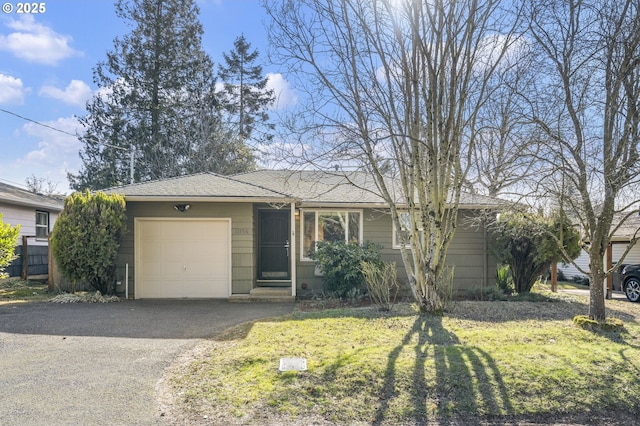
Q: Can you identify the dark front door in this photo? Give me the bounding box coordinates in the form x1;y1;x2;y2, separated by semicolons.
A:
258;210;290;280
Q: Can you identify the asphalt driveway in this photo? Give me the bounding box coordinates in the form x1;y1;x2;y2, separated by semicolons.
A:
0;300;295;425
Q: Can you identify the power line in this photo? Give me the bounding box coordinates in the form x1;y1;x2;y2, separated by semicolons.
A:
0;107;78;138
1;107;136;183
0;107;129;152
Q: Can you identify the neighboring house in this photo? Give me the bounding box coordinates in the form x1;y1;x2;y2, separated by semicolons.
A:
105;170;503;300
558;213;640;290
0;181;64;277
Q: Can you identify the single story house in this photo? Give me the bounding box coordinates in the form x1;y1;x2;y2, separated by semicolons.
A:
104;170;502;300
0;181;64;277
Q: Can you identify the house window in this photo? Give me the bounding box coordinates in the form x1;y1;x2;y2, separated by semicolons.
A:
392;211;421;249
35;211;49;239
301;210;362;260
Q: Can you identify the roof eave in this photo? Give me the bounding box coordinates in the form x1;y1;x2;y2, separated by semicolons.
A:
297;201;500;209
0;197;64;211
123;195;297;203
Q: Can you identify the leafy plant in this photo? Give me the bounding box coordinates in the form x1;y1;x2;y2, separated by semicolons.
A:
557;268;567;281
492;212;581;294
51;191;126;294
496;264;514;295
309;241;381;297
361;261;399;311
0;214;20;279
572;275;590;286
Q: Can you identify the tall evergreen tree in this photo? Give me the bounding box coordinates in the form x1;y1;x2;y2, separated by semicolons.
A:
69;0;255;190
218;35;275;143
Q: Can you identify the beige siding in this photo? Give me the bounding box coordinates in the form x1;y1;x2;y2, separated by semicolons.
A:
117;201;254;297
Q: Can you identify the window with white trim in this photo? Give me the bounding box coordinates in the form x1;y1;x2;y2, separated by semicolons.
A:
392;211;422;249
301;210;362;260
35;210;49;239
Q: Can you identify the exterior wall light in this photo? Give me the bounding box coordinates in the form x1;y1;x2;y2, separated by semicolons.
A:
174;204;191;212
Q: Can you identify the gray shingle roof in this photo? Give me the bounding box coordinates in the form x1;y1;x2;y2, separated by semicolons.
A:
103;169;505;208
0;181;64;211
234;170;505;208
103;172;292;200
233;170;388;205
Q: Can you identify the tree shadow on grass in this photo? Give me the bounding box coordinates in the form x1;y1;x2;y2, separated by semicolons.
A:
373;315;514;425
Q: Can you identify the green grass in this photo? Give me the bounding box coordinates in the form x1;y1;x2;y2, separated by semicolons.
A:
167;292;640;425
537;280;590;291
0;278;50;303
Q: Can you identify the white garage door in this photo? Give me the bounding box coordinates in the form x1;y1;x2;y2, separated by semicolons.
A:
135;218;231;298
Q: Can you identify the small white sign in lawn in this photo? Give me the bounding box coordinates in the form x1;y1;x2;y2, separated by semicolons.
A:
278;357;307;372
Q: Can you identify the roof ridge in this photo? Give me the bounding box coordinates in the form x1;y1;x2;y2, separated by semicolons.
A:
101;172;216;192
0;180;65;201
223;172;294;198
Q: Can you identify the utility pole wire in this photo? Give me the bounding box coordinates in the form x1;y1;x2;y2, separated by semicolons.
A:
0;107;77;137
0;107;129;152
1;107;136;184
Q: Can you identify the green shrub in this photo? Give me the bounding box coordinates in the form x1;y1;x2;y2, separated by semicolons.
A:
557;268;567;281
572;275;590;286
496;264;514;295
309;241;381;297
52;191;126;294
0;214;20;279
361;261;399;311
492;212;581;294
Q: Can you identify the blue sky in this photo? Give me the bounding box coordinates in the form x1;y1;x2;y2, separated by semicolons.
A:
0;0;296;193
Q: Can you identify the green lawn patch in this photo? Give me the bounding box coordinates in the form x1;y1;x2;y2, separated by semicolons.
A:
166;295;640;425
0;278;50;304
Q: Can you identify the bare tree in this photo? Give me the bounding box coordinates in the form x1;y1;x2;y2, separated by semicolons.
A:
527;0;640;320
265;0;522;312
467;58;542;197
25;174;59;197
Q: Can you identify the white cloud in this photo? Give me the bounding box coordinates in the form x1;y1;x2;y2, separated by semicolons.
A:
0;15;81;65
266;73;297;109
0;73;29;104
12;116;83;193
39;80;92;106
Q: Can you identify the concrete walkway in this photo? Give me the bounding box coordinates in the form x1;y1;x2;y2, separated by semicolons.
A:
558;288;628;300
0;300;294;425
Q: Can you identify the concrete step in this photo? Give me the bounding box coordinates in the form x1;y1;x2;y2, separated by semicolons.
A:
228;287;295;303
250;287;292;297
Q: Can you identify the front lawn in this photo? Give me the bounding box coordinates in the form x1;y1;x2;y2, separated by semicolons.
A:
0;278;50;304
164;291;640;425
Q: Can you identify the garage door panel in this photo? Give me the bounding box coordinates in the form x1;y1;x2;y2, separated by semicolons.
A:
183;242;211;259
163;223;190;240
143;261;165;278
162;244;187;260
186;262;219;277
141;244;166;261
136;219;231;299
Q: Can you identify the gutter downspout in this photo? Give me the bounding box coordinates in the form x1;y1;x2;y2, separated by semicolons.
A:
291;202;297;297
484;221;488;289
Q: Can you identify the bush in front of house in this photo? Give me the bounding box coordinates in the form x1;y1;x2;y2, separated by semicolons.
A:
0;213;20;279
361;260;399;311
51;191;126;294
310;240;382;297
492;212;581;294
